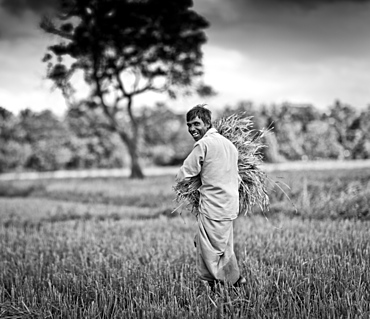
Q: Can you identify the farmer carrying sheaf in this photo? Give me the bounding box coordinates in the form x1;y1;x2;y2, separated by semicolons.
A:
176;104;247;288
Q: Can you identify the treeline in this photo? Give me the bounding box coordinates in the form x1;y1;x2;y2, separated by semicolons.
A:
0;107;126;173
221;100;370;163
0;100;369;173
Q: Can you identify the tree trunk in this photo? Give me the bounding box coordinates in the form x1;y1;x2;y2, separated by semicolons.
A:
126;139;144;179
130;152;144;179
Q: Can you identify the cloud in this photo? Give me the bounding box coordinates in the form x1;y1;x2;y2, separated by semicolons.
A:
0;0;59;40
195;0;370;28
0;0;58;15
251;0;370;10
0;10;41;40
236;0;370;11
200;45;370;109
194;0;370;64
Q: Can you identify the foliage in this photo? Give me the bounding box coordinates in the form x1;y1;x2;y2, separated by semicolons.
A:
0;108;129;172
66;105;127;168
41;0;209;178
0;140;31;173
0;107;31;172
218;100;370;162
326;100;359;156
18;109;73;171
140;103;193;165
350;105;370;159
303;121;344;160
0;100;370;173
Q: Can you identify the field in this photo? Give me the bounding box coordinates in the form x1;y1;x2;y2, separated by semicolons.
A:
1;168;370;318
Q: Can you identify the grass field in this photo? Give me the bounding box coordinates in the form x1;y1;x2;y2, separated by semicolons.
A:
1;168;370;318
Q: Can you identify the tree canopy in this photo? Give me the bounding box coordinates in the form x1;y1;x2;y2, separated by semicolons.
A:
41;0;209;178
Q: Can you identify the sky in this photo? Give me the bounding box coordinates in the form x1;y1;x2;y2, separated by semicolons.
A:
1;0;370;116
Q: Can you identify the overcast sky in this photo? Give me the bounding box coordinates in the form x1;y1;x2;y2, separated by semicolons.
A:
1;0;370;115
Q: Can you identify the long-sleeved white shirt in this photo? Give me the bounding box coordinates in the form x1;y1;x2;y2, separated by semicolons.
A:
176;128;239;221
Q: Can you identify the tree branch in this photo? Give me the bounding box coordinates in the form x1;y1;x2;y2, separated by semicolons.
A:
115;69;128;97
40;17;73;41
129;80;154;97
133;69;141;92
92;55;116;126
126;95;137;131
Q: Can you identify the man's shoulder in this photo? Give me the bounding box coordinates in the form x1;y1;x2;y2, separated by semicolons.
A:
203;131;236;150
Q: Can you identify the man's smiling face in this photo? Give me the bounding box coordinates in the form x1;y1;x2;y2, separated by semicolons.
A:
187;116;210;141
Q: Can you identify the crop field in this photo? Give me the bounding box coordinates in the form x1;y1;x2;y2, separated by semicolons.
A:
1;168;370;318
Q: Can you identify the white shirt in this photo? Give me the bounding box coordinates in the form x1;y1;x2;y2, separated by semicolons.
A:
176;128;239;221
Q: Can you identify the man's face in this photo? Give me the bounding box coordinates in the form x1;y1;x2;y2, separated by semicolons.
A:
187;116;210;141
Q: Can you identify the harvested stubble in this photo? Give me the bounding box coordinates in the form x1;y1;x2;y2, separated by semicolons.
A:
174;113;270;216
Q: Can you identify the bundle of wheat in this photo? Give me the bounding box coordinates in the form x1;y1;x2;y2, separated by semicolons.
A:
173;113;270;216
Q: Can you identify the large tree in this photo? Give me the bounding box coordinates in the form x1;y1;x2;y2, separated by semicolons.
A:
41;0;209;178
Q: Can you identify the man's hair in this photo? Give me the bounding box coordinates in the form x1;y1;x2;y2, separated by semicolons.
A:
186;104;212;127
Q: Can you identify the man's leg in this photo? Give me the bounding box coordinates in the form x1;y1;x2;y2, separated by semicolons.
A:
196;214;241;285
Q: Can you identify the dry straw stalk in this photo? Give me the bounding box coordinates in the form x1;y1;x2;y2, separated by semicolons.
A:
173;113;270;216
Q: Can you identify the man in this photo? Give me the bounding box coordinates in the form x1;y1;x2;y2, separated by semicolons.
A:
176;104;246;288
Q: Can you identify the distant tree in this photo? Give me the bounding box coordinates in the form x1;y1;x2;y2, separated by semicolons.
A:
325;100;358;158
0;107;31;172
263;103;323;161
140;103;193;165
350;105;370;159
41;0;209;178
275;121;305;160
278;103;320;132
218;102;285;163
66;103;126;168
304;121;345;160
0;106;12;121
19;109;73;171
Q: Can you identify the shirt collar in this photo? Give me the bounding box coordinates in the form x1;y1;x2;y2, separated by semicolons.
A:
204;127;217;138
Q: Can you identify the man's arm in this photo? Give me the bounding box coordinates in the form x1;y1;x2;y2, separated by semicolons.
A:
176;142;205;182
